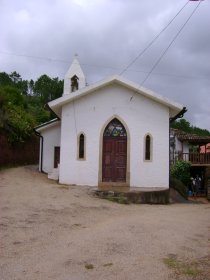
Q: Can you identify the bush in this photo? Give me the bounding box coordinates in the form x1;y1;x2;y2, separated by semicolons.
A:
170;160;191;187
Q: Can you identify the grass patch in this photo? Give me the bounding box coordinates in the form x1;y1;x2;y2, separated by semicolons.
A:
117;194;129;204
105;193;129;204
163;255;201;277
103;262;113;267
58;185;69;190
85;263;94;270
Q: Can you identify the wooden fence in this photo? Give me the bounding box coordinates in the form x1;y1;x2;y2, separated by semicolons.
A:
0;132;39;168
171;152;210;165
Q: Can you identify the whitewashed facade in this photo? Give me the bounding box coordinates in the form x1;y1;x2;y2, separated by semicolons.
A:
35;58;184;189
36;120;61;173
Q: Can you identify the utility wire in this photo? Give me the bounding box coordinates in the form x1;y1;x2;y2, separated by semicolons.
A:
1;51;208;81
140;0;202;87
120;1;190;75
0;51;70;64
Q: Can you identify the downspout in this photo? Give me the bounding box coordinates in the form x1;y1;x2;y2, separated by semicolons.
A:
33;129;45;173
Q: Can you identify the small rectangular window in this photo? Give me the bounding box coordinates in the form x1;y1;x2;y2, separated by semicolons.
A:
145;135;151;161
79;134;85;159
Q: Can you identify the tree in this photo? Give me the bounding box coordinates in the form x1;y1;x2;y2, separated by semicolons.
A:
9;71;22;83
28;79;35;95
172;119;191;133
171;118;210;136
0;86;35;142
0;72;13;87
0;71;29;95
34;75;63;103
0;71;64;143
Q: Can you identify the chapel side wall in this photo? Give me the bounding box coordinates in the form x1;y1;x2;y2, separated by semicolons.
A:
129;95;169;189
41;125;61;173
59;84;170;188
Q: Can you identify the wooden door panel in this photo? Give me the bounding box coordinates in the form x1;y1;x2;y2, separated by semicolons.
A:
104;140;113;152
103;167;113;181
115;155;126;165
104;154;111;165
115;167;126;181
102;138;114;182
102;137;127;182
115;140;127;153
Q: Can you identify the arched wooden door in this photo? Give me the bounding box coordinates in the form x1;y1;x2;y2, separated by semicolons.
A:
102;118;127;182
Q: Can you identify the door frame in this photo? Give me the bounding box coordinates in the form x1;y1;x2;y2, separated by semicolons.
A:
98;115;130;189
54;146;60;168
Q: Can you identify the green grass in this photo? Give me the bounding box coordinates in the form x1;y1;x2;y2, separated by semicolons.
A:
103;262;113;267
105;193;130;204
163;255;201;277
85;263;94;270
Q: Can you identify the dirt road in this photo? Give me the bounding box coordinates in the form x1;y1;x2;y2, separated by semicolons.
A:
0;167;210;280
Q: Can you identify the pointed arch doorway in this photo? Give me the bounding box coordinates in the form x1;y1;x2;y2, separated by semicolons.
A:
102;118;127;182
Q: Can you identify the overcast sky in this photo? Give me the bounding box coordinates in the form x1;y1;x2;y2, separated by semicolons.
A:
1;0;210;130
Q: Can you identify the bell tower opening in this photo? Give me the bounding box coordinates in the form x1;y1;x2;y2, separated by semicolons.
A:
63;55;86;95
71;75;79;92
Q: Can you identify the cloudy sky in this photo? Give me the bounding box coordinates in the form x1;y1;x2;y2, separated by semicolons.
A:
1;0;210;130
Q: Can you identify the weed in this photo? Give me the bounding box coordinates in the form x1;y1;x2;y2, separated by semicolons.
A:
163;255;201;277
103;263;113;267
85;263;94;270
105;193;129;204
58;185;69;190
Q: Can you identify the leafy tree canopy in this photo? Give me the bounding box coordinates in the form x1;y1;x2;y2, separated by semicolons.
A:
34;74;63;103
171;118;210;136
0;71;63;143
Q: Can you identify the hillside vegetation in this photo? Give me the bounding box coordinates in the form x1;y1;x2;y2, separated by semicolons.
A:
0;71;63;143
171;118;210;136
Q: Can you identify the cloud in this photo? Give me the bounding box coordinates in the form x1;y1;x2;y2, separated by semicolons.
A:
0;0;210;130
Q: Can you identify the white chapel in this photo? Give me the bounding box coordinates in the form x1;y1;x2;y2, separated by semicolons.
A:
35;57;184;190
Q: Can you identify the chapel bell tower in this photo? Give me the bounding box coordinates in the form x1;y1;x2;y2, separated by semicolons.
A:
63;55;86;95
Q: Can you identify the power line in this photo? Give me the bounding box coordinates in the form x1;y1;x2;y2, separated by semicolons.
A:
0;51;69;64
1;50;208;81
119;1;190;76
140;0;202;87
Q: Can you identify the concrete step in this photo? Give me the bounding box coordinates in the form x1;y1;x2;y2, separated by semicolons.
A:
48;168;59;180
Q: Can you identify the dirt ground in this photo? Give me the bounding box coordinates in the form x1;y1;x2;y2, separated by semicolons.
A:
0;166;210;280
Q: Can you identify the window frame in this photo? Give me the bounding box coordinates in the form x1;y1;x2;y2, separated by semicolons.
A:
144;133;153;162
77;132;86;160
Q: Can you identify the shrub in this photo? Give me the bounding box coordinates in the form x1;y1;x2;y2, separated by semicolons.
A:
170;160;191;187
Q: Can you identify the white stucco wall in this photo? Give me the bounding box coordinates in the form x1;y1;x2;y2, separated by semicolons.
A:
175;137;189;153
40;123;61;173
59;83;170;189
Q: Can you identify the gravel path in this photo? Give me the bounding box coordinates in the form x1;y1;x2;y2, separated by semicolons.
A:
0;166;210;280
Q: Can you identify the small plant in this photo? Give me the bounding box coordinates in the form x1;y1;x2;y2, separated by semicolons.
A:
85;263;94;270
117;194;129;204
103;262;113;267
170;160;191;187
106;193;129;204
163;255;201;277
